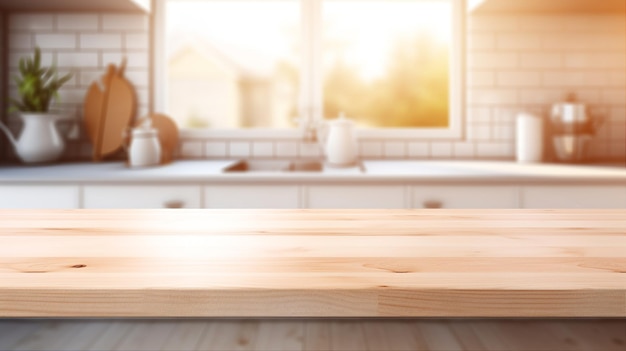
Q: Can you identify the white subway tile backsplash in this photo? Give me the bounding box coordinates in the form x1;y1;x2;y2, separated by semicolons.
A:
252;142;274;158
102;14;149;31
9;34;32;49
124;71;150;88
468;89;518;105
496;33;542;50
102;52;149;69
467;71;495;87
601;89;626;105
360;141;383;158
542;71;609;88
468;16;519;32
610;122;626;141
573;89;602;104
467;107;491;123
408;142;429;158
78;71;103;87
516;15;564;31
430;142;452;158
476;142;514;158
180;141;203;158
561;14;626;32
587;141;609;160
80;34;122;49
519;89;564;105
520;52;562;68
124;34;150;50
57;52;99;68
228;142;250;158
9;14;53;30
467;124;491;141
468;33;495;50
4;12;150;162
610;107;626;122
299;142;321;158
58;88;87;105
275;141;299;158
56;14;99;31
608;71;626;87
468;52;518;69
497;71;541;87
542;34;598;51
492;124;515;141
383;142;405;158
9;52;54;68
205;141;227;158
134;88;150;107
35;34;77;50
610;142;626;157
453;142;476;158
564;53;626;69
492;107;522;124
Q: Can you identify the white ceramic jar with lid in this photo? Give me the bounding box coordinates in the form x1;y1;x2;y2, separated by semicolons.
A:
125;122;161;168
324;113;358;167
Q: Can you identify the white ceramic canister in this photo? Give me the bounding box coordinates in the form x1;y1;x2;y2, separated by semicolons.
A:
324;114;358;167
516;112;543;163
127;127;161;167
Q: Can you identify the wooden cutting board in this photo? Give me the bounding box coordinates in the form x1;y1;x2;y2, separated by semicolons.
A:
84;60;136;161
133;113;179;164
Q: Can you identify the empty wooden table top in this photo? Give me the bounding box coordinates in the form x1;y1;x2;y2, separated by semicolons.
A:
0;209;624;317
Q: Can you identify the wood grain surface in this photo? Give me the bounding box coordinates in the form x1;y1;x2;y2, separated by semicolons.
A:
0;209;624;317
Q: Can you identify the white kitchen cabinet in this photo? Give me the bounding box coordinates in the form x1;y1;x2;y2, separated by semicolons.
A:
306;185;406;209
469;0;625;14
204;185;300;209
412;185;520;209
83;185;201;209
0;0;149;12
522;186;626;209
0;185;79;209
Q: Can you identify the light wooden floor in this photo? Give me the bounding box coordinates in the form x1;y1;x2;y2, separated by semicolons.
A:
0;319;623;351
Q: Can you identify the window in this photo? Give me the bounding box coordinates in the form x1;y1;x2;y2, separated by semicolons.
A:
155;0;463;138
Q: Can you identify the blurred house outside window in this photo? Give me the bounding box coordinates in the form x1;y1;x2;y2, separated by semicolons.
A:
163;0;458;133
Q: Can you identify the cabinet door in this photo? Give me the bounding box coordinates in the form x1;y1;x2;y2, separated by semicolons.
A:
412;185;520;209
0;185;79;209
306;185;406;209
204;185;300;208
83;185;201;208
522;186;626;208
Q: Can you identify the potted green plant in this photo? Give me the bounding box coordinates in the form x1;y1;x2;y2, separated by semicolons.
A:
0;47;73;163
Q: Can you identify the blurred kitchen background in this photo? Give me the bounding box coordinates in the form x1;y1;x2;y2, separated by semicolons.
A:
0;0;624;163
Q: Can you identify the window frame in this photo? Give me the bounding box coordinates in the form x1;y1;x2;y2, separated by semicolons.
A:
153;0;465;140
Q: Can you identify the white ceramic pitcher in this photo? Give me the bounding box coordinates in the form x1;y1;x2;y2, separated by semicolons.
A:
0;112;66;163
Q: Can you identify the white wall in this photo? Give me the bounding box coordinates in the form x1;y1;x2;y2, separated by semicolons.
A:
3;11;625;162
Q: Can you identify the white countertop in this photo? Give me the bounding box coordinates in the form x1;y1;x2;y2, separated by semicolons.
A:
0;159;625;184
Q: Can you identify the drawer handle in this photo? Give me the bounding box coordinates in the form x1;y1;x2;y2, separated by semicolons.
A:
164;200;184;209
423;200;443;209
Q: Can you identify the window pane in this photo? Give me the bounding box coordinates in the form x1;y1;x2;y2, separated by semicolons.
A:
323;0;451;128
166;1;300;128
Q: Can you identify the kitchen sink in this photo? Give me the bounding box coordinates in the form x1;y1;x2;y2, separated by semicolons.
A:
223;160;324;173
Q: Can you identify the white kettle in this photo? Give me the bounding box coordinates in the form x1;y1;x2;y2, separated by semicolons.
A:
322;113;358;167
